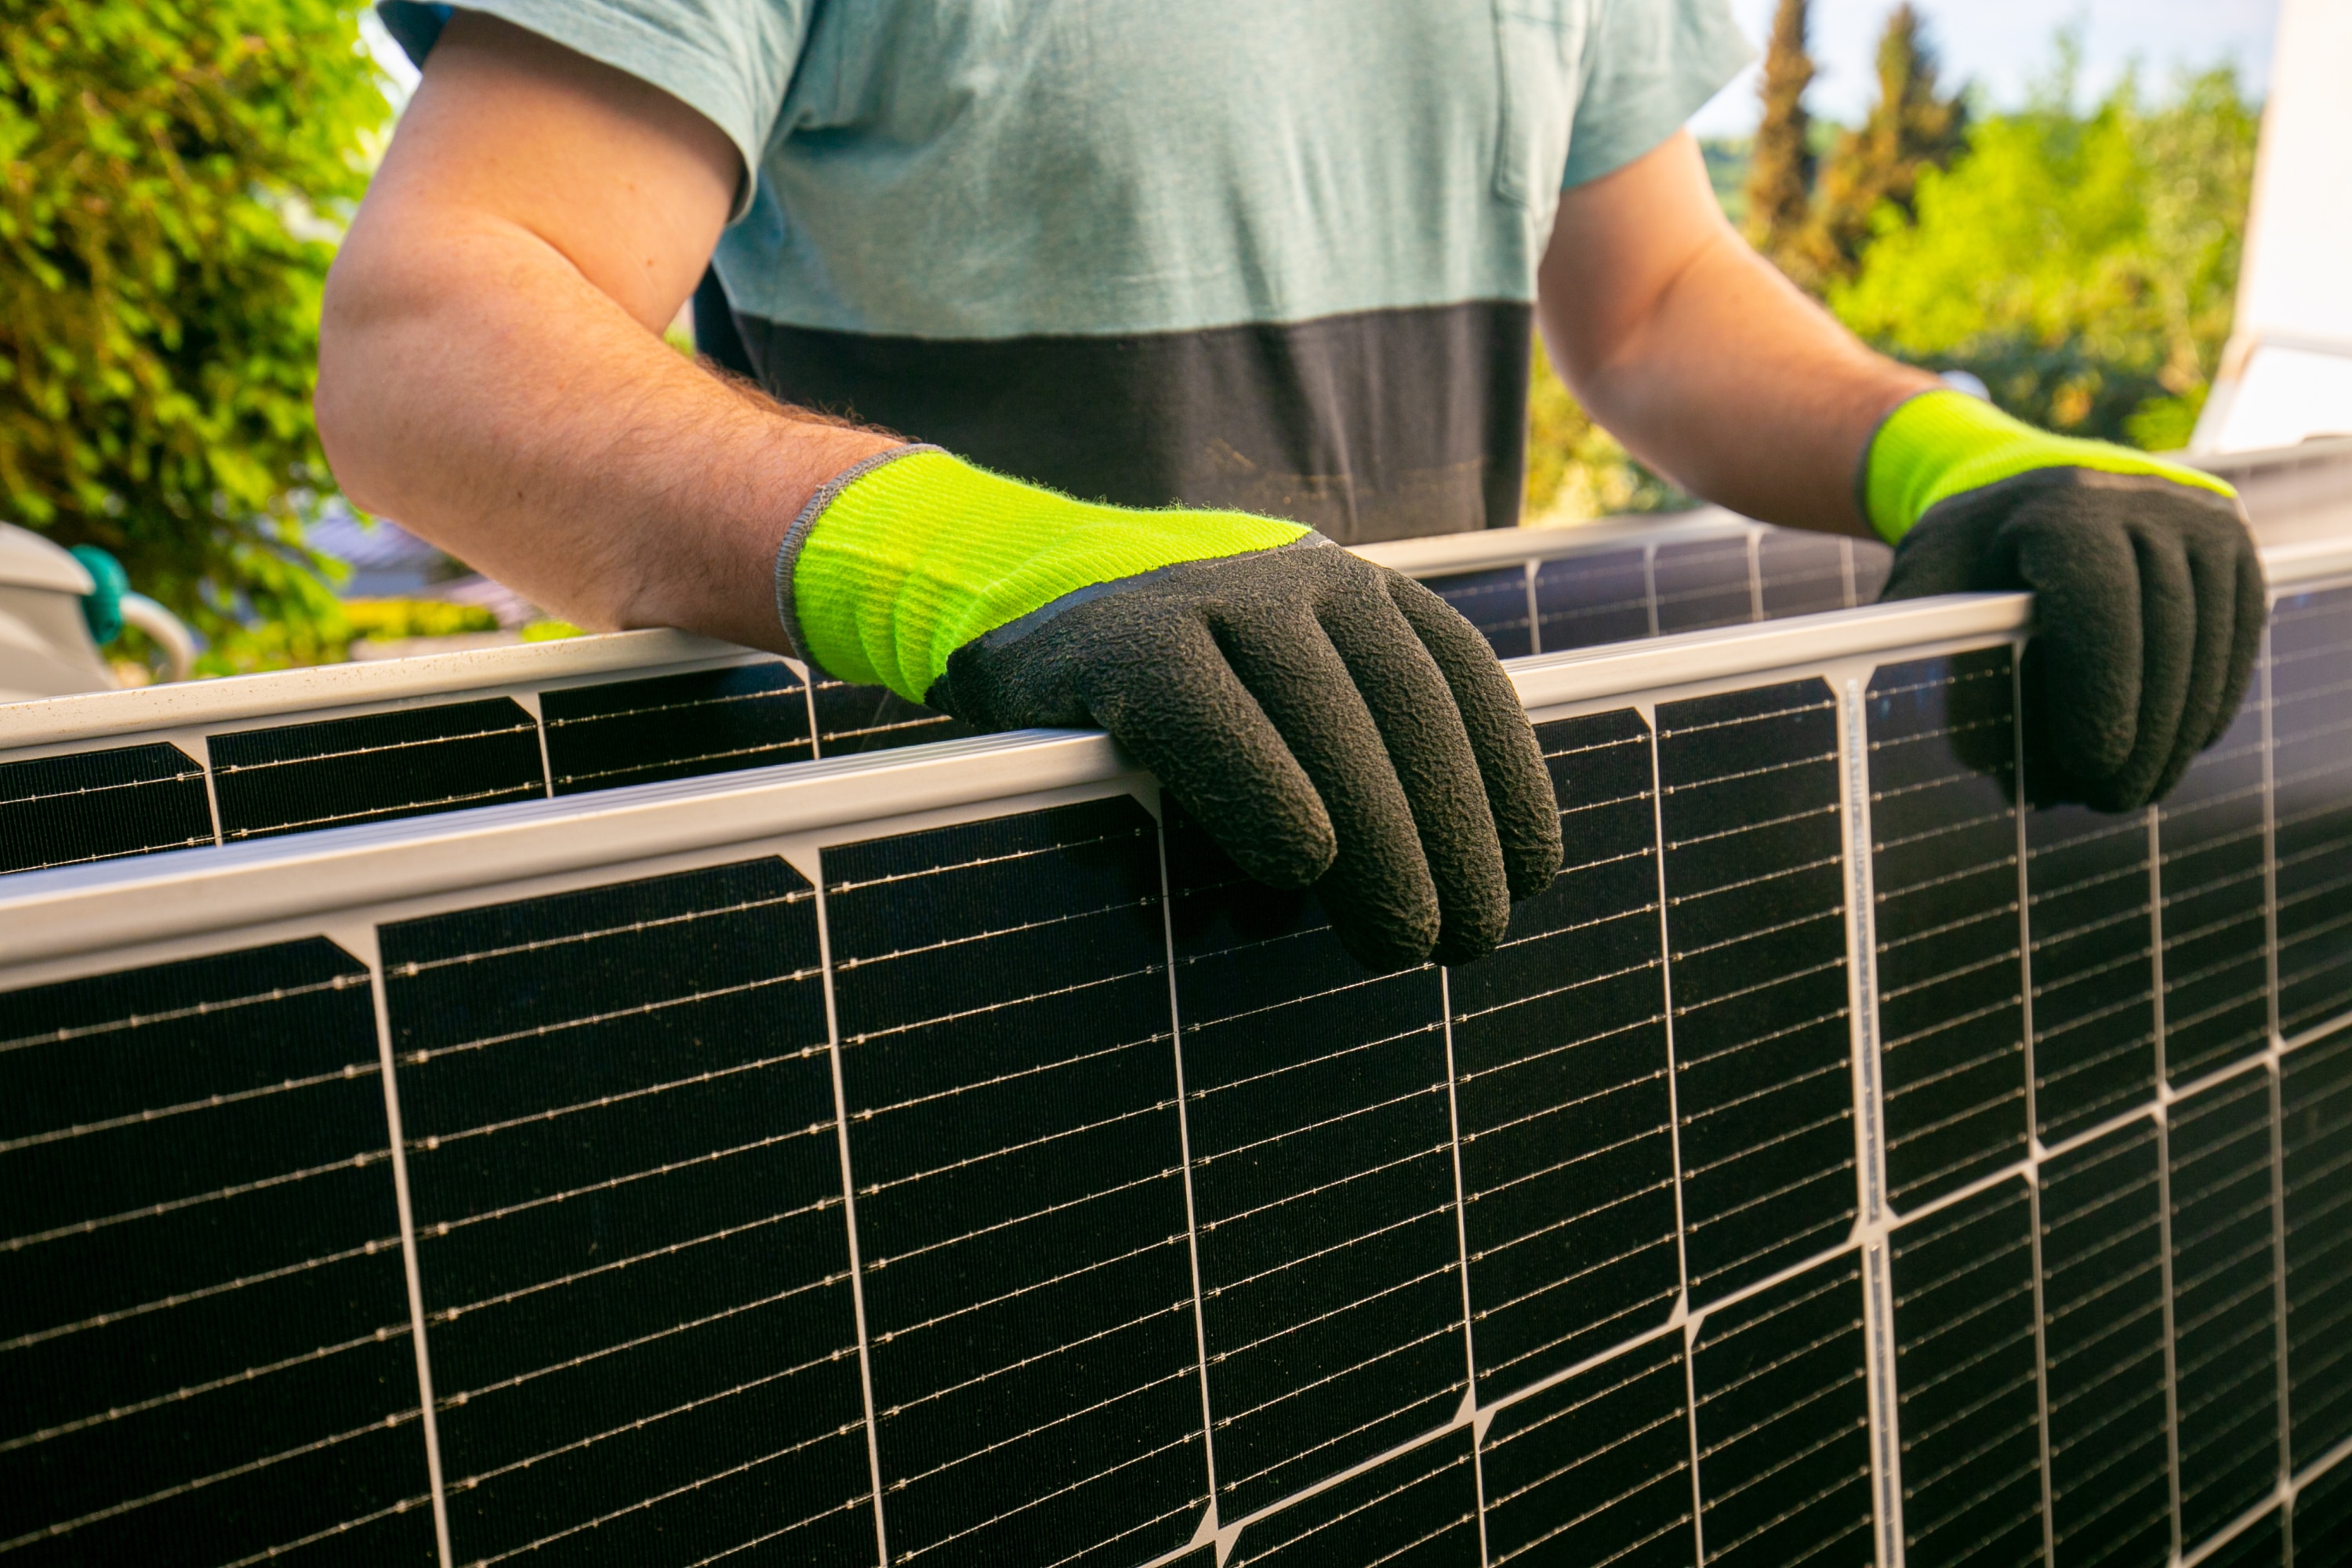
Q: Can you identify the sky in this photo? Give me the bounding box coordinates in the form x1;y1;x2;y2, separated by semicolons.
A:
1688;0;2279;136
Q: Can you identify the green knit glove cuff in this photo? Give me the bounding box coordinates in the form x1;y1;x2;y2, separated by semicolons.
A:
1862;389;2236;546
778;447;1311;703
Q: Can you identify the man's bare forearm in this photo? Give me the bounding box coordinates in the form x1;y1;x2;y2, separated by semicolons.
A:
1540;132;1938;536
315;16;895;649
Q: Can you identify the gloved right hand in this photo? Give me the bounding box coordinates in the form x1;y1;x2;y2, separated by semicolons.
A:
1867;390;2266;810
777;446;1563;969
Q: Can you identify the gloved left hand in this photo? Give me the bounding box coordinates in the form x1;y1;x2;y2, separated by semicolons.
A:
1866;390;2266;810
778;445;1563;970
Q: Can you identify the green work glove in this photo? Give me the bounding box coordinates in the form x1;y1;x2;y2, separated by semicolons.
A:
1867;390;2267;811
778;446;1563;968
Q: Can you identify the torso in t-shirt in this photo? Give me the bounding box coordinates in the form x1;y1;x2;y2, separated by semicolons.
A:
381;0;1748;543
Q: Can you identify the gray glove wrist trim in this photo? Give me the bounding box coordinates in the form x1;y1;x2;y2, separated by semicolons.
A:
771;442;944;670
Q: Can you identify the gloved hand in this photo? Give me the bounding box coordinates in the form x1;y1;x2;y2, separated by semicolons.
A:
1867;390;2266;811
778;445;1562;968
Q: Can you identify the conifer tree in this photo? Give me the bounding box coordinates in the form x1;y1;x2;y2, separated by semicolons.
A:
1803;5;1966;287
1741;0;1816;274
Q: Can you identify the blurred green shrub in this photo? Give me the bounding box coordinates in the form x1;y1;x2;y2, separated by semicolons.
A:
0;2;391;662
1831;60;2256;448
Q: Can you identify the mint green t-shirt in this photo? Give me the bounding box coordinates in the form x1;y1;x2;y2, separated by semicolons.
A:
383;0;1751;541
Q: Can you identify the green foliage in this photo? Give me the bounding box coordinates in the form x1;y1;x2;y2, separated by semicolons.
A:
0;1;392;664
1800;5;1965;289
1524;337;1685;523
1831;56;2256;446
1741;0;1816;273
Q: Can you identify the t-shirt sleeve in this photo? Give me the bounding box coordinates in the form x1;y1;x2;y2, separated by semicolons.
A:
376;1;809;217
1560;0;1755;189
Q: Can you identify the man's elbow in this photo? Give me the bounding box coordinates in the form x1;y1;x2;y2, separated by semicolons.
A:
312;245;404;517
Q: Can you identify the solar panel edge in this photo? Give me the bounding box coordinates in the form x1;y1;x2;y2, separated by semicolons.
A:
7;575;2352;1566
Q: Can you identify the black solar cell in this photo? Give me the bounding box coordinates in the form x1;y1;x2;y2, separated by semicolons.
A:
2024;799;2160;1143
0;742;214;875
2039;1119;2172;1568
1423;566;1534;660
1532;546;1653;652
1476;1330;1697;1568
1657;680;1857;1303
209;697;546;840
1652;537;1758;636
382;859;870;1566
1689;1252;1875;1568
2281;1025;2352;1472
541;660;812;792
1865;649;2031;1210
1453;710;1679;1397
824;798;1207;1566
2296;1454;2352;1566
2158;688;2275;1087
808;676;971;756
2168;1068;2285;1546
1166;809;1465;1519
2203;1507;2285;1568
1225;1425;1480;1566
1756;530;1853;621
0;940;433;1565
1887;1178;2044;1568
2272;586;2352;1040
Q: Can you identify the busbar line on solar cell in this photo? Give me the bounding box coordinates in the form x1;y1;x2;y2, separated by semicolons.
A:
547;738;810;789
0;1321;406;1452
221;779;546;839
0;1233;398;1354
395;974;820;1065
0;1058;376;1151
422;1209;819;1323
826;798;1204;1567
1864;651;2029;1212
435;1259;843;1405
0;967;366;1052
412;1052;818;1149
4;1145;393;1249
210;719;541;771
383;887;813;971
2169;1069;2285;1547
406;1126;827;1238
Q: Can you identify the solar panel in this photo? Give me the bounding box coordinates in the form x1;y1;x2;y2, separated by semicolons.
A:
2;542;2350;1568
0;940;434;1564
0;643;967;879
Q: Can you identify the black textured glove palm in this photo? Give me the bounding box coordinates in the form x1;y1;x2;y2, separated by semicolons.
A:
931;539;1563;970
779;448;1562;972
1869;392;2267;811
